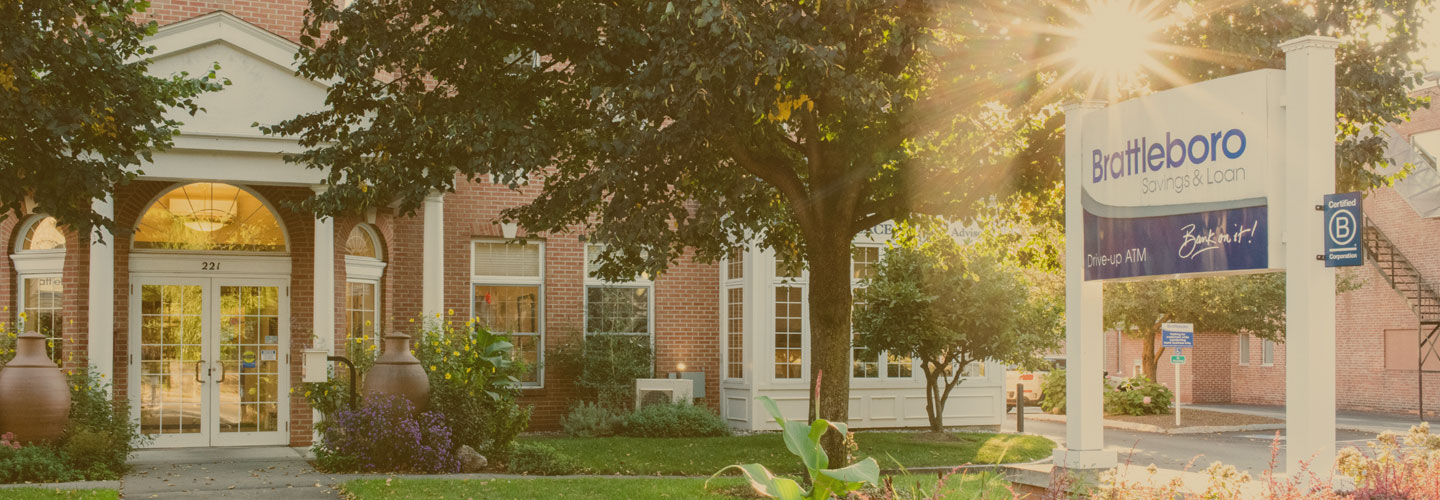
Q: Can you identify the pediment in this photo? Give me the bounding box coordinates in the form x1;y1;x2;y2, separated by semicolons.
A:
143;12;329;149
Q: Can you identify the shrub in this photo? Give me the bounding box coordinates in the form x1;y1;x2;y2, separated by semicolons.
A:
62;368;144;479
619;402;730;438
551;334;653;411
313;394;459;473
0;445;76;483
1103;375;1173;416
561;402;624;438
1040;369;1066;414
507;442;579;475
414;319;533;463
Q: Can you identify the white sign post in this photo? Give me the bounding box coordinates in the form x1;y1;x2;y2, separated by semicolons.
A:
1059;36;1339;482
1162;323;1194;427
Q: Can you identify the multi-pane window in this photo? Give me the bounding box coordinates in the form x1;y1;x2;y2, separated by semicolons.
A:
15;215;66;362
774;286;804;379
472;240;544;385
851;246;881;379
346;282;377;340
726;288;744;379
584;245;651;338
727;248;744;281
887;352;914;378
22;277;64;361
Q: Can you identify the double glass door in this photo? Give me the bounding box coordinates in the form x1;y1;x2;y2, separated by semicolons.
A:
131;277;290;447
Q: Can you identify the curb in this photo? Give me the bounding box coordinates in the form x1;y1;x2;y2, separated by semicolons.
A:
0;480;121;491
1024;412;1285;435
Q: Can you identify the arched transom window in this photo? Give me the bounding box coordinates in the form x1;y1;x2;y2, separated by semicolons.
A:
19;216;66;251
134;183;286;253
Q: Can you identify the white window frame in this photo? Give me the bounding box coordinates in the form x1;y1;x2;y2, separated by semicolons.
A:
848;244;919;383
1238;333;1251;366
772;282;807;383
344;225;386;344
582;244;654;344
11;215;66;361
722;249;746;382
1261;339;1275;366
470;239;546;388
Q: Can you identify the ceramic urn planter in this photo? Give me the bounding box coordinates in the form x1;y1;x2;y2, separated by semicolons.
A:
0;331;71;443
361;332;430;412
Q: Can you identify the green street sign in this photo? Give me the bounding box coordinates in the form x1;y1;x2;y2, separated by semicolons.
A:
1171;355;1186;364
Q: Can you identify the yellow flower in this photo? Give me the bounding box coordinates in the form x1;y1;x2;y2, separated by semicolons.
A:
448;309;455;316
305;391;312;397
17;312;26;320
445;373;452;380
429;365;437;371
409;318;415;323
452;351;460;357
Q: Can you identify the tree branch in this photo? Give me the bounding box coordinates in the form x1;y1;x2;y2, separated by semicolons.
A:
723;136;814;229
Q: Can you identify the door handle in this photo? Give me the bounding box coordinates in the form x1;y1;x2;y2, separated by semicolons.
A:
194;360;205;383
216;361;227;383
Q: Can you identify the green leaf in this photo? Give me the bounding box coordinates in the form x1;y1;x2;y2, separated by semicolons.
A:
709;464;807;500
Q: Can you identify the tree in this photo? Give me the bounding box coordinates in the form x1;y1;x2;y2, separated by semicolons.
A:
853;222;1062;432
1104;274;1285;381
1;0;223;231
269;0;1053;461
271;0;1426;462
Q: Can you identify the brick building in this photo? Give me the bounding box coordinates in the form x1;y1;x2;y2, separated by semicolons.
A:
0;3;1004;448
1103;86;1440;417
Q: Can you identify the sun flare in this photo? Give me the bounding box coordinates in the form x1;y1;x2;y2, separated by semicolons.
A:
1071;1;1159;79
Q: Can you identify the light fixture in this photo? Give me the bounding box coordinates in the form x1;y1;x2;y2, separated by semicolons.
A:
676;362;687;371
170;197;237;233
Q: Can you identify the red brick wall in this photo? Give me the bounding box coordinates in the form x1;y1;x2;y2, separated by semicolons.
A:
139;0;308;42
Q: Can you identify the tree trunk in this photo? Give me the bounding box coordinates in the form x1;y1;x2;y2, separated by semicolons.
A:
1141;327;1164;381
924;371;944;433
806;229;854;466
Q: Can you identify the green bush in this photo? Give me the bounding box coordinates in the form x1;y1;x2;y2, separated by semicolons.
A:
507;442;579;475
0;445;77;483
561;402;624;438
1040;369;1066;414
1104;375;1173;416
618;402;730;438
551;335;653;411
62;368;144;479
413;320;533;463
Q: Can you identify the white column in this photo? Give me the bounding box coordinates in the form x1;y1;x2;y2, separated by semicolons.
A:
87;195;115;386
422;192;445;320
313;186;336;354
1281;35;1340;478
1054;100;1117;470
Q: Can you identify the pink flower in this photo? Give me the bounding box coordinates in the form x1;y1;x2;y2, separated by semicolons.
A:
1143;396;1153;405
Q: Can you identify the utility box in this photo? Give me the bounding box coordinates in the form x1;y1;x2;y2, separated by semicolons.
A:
634;378;693;408
667;371;705;399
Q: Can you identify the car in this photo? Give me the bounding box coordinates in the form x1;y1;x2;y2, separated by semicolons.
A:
1006;356;1066;412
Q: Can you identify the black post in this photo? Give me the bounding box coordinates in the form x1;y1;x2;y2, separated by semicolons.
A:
328;355;359;409
1016;383;1025;433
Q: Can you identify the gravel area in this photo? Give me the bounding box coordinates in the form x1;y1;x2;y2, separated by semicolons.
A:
1106;409;1282;429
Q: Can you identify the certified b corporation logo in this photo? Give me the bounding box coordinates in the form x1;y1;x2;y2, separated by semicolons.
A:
1328;209;1356;246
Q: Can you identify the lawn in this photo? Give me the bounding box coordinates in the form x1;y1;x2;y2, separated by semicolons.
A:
519;431;1054;476
343;473;1018;499
0;490;118;500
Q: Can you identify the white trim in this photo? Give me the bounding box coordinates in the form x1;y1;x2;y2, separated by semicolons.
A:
13;215;66;253
147;12;324;89
10;252;65;275
313;202;336;354
422;193;445;318
89;195;116;383
129;253;292;278
344;255;387;282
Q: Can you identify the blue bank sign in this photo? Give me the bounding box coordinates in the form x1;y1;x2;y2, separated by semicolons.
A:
1080;70;1285;281
1323;192;1363;267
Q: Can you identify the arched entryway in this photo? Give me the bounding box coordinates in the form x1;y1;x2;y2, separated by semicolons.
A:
126;182;293;447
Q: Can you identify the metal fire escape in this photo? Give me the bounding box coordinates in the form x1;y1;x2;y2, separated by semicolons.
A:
1363;216;1440;418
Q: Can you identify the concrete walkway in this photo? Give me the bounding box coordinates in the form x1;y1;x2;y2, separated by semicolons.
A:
1186;403;1439;435
123;447;345;499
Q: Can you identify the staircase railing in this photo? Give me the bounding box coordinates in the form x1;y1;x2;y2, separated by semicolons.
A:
1363;216;1440;419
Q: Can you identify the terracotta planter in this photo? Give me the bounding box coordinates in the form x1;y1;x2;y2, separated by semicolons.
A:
0;331;71;444
361;333;430;412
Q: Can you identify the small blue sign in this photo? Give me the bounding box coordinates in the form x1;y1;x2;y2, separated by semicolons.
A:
1161;323;1194;348
1323;192;1363;268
